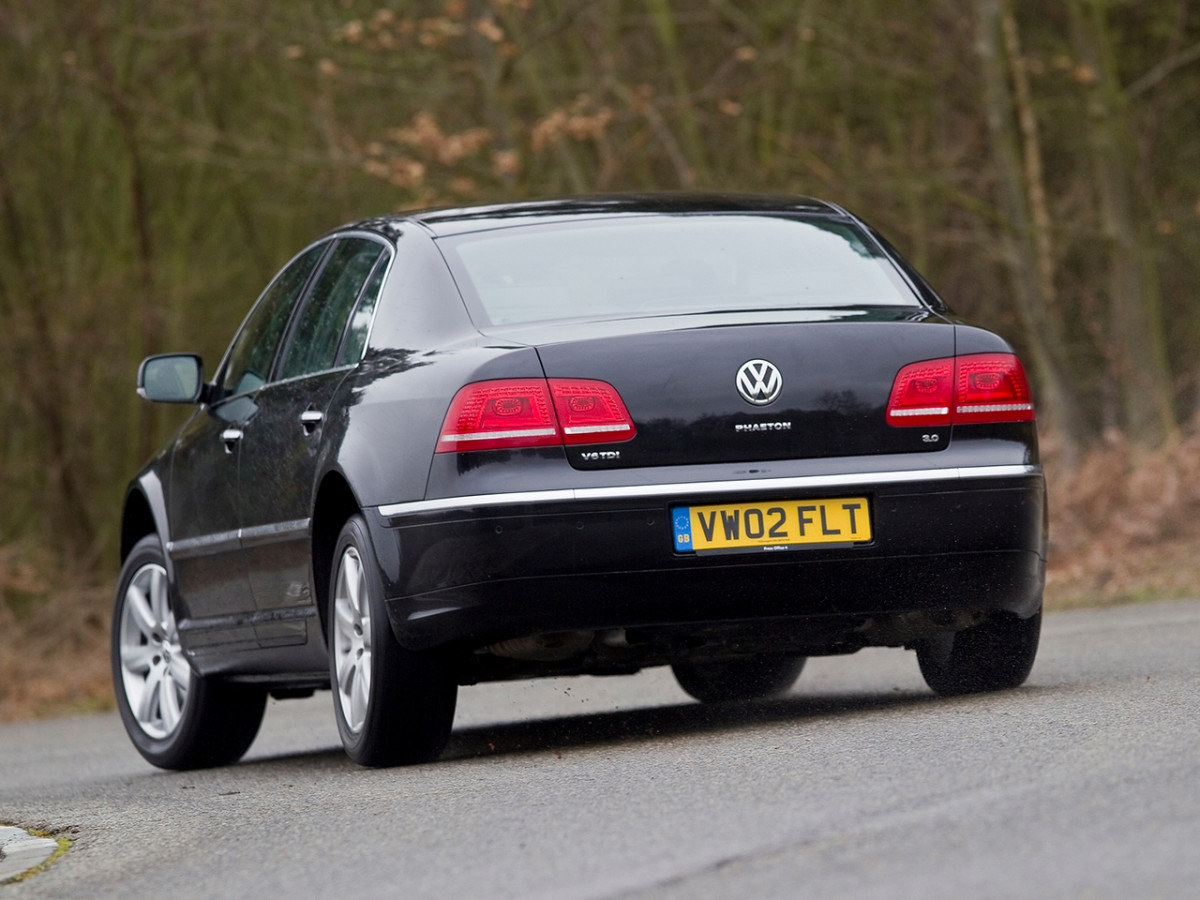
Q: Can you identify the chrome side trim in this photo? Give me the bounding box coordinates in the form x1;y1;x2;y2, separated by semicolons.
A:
178;604;318;633
168;531;241;559
168;519;310;557
377;464;1041;519
240;519;311;548
382;489;576;518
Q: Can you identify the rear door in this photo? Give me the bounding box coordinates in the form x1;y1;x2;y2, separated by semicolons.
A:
238;237;388;647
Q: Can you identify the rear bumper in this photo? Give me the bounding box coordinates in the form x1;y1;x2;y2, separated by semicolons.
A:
368;465;1046;651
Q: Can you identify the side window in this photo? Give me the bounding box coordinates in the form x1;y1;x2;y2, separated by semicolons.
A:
335;255;387;366
220;243;326;398
277;238;384;381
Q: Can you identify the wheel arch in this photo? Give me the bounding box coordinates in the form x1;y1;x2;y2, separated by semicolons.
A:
120;470;171;563
312;470;362;641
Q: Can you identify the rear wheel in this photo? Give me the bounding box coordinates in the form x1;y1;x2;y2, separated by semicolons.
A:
672;656;806;704
112;535;266;769
917;610;1041;696
329;515;457;766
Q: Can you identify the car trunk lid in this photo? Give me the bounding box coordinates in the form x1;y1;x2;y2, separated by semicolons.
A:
526;310;955;469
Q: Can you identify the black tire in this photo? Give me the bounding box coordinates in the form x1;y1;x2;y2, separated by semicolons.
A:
917;610;1041;696
328;515;457;766
112;535;266;769
672;656;806;704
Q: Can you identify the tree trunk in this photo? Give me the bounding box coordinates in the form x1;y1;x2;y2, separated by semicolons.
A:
975;0;1086;449
1067;0;1178;449
645;0;708;186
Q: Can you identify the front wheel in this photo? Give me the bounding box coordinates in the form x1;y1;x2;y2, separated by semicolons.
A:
112;535;265;769
329;515;457;766
916;610;1041;696
672;656;806;704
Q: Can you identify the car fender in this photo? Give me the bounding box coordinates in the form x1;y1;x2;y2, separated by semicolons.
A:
331;343;549;509
120;464;178;585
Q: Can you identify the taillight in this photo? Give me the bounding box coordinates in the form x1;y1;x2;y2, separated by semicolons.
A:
887;353;1034;428
953;353;1035;423
437;378;636;452
885;359;953;428
436;379;558;452
549;379;636;445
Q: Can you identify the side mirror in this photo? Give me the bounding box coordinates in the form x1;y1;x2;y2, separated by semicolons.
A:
137;354;205;404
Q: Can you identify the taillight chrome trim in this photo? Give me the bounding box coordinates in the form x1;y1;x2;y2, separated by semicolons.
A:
562;424;633;435
377;463;1042;519
889;406;949;418
437;428;559;444
956;403;1035;416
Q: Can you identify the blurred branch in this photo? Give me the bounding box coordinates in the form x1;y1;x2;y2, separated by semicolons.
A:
1126;41;1200;98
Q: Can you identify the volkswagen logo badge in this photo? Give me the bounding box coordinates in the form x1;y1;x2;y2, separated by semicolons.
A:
736;359;783;406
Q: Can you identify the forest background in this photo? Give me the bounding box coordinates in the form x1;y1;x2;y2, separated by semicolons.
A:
2;0;1199;718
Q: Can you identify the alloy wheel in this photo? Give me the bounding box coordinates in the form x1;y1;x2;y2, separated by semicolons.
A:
333;545;372;735
117;562;190;739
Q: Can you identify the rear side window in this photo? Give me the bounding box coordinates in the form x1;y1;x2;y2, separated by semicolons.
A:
335;258;387;366
277;238;384;380
439;215;920;327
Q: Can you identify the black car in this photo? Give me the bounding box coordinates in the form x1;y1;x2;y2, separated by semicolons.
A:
113;194;1046;769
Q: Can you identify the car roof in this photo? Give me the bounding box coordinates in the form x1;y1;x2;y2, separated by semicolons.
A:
348;193;848;239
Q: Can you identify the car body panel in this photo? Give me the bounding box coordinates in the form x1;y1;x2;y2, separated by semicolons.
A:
373;459;1044;650
164;399;258;650
533;318;956;468
239;368;348;647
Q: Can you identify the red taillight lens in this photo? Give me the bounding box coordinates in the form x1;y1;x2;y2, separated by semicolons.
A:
436;379;559;452
549;379;636;445
886;360;953;427
887;353;1034;428
954;353;1035;423
437;378;636;452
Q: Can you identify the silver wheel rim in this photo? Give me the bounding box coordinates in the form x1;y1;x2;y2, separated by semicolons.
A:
118;562;190;740
333;545;371;735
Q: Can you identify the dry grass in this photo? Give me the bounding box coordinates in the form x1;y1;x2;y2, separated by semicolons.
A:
2;432;1198;723
0;546;113;723
1042;430;1200;607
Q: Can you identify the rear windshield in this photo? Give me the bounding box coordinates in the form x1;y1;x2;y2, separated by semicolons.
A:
438;215;920;326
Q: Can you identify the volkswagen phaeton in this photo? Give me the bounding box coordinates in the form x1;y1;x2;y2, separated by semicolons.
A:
113;194;1046;769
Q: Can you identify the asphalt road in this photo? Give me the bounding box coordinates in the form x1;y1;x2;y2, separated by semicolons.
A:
3;599;1198;899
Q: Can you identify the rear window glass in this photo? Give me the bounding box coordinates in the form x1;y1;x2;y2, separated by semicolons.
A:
439;215;919;326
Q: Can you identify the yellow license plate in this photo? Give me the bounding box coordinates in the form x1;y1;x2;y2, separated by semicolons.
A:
672;497;871;553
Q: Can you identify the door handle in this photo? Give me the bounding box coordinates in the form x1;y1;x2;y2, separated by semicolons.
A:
220;428;243;453
300;410;324;435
